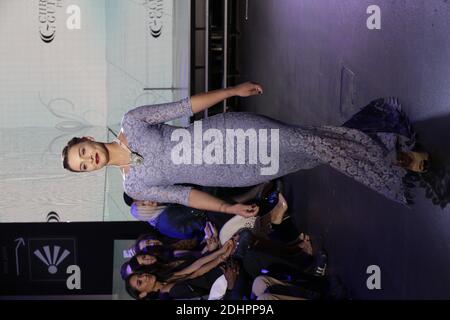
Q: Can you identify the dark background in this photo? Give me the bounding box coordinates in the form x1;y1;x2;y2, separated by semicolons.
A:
232;0;450;299
0;222;150;297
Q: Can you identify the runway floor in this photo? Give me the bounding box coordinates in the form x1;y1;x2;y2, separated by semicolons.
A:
235;0;450;299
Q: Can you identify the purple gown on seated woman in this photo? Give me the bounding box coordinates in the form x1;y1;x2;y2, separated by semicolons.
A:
121;97;415;206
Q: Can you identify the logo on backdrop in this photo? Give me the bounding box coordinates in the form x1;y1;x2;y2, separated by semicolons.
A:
28;238;76;281
33;245;71;274
27;238;81;289
38;0;63;43
146;0;163;38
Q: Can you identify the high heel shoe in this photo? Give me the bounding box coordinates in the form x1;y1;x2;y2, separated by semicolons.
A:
313;249;328;277
269;193;288;225
296;233;324;255
256;179;284;201
255;181;275;200
396;151;430;173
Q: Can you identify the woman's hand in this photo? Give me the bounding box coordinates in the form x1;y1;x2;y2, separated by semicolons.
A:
201;236;220;254
232;82;263;97
224;203;259;217
219;238;237;261
222;238;236;252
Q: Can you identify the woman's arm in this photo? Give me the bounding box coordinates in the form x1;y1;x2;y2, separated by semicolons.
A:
184;240;237;280
171;245;227;278
126;182;193;206
123;98;193;125
190;82;263;114
184;258;225;280
171;239;235;279
122;82;262;126
188;189;259;217
127;182;258;216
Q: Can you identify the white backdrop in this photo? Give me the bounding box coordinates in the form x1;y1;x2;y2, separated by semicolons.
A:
0;0;190;222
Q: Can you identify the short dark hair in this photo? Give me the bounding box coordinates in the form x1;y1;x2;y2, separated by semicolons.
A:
61;137;89;172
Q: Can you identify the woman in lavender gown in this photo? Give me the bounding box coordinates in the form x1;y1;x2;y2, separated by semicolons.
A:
61;82;425;216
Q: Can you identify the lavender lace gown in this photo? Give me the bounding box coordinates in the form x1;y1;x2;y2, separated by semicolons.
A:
121;97;414;206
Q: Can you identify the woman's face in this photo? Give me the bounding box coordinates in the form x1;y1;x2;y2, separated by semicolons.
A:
130;273;157;298
66;139;109;172
137;254;157;266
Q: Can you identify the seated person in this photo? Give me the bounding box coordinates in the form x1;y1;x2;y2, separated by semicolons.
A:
124;239;236;300
124;182;283;250
230;229;326;278
207;231;327;301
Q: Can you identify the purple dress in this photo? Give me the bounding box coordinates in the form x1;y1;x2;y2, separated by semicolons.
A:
121;97;413;206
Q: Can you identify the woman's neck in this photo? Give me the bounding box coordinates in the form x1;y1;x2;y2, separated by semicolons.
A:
156;281;173;293
105;141;130;167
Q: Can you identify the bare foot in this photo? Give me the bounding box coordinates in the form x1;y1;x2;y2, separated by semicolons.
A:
298;233;313;256
395;151;430;173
